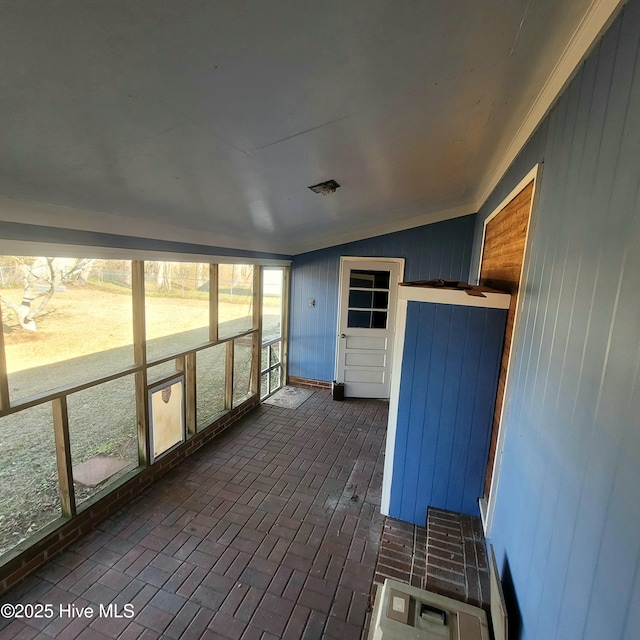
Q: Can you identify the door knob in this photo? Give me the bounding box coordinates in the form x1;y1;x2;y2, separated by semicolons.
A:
341;334;346;338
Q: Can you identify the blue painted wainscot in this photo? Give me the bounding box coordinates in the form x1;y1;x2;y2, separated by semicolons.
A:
381;284;510;525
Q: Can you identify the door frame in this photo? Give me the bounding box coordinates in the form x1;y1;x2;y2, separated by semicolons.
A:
334;256;405;398
477;163;542;535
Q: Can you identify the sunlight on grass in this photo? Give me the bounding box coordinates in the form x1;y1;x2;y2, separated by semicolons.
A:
0;406;60;556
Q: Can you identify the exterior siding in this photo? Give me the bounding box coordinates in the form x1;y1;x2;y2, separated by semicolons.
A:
289;215;476;382
472;2;640;639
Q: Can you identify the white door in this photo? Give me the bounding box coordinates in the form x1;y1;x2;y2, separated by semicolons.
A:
335;257;404;398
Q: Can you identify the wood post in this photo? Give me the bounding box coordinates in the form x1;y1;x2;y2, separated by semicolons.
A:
185;353;196;436
0;305;10;411
210;264;219;343
225;340;234;410
52;396;76;518
131;261;150;467
252;266;262;396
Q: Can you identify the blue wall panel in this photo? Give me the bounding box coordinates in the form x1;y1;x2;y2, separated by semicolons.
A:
388;301;506;524
0;221;291;262
289;215;476;381
472;2;640;638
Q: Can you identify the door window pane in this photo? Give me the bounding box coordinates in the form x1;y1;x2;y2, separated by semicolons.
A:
348;290;373;309
347;267;390;329
347;310;388;329
348;310;372;328
260;340;282;399
349;270;390;289
373;291;389;309
348;290;389;310
372;311;388;329
270;367;281;394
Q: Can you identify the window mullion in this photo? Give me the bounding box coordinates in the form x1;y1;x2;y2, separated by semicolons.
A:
52;396;76;518
184;354;196;437
210;263;218;342
132;260;150;467
225;340;234;410
252;266;262;396
0;305;9;411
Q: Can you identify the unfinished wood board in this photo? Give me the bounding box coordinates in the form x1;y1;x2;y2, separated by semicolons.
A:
480;181;534;497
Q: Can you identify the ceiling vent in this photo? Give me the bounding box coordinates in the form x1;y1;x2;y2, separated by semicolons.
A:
308;179;340;196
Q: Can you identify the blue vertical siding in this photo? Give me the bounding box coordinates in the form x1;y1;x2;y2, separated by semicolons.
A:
289;215;476;381
388;302;506;524
473;2;640;639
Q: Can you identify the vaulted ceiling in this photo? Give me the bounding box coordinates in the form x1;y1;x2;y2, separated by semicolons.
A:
0;1;623;255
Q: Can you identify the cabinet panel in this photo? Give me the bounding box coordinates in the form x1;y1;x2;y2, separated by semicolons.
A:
387;300;507;524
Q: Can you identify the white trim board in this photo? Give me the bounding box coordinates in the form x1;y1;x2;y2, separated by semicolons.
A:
380;295;408;516
398;286;510;309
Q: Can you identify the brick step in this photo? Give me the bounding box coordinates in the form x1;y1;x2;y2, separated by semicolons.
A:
425;507;490;611
371;508;490;613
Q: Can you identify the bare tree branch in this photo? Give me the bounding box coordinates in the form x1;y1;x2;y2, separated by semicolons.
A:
1;257;95;331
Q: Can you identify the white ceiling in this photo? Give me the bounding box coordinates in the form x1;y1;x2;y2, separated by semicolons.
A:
0;1;623;256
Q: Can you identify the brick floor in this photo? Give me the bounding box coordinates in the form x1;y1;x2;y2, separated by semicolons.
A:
0;390;388;640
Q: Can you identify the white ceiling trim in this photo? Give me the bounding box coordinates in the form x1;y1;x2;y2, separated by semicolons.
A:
474;0;626;211
290;202;476;255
